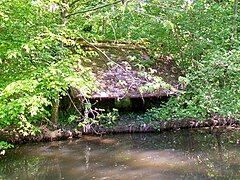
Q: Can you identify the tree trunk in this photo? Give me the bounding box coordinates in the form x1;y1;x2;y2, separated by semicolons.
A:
232;0;238;44
50;0;67;126
51;96;59;126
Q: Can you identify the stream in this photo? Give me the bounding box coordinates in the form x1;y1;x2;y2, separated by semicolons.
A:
0;129;239;180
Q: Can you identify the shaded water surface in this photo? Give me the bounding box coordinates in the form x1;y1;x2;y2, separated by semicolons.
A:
0;129;239;180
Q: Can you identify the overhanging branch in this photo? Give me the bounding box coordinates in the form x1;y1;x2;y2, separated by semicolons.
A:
69;0;81;8
66;0;122;18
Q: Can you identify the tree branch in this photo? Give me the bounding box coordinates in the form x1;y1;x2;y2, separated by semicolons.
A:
66;0;122;18
69;0;81;8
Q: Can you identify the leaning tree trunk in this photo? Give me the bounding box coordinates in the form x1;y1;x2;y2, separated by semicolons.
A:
50;0;67;126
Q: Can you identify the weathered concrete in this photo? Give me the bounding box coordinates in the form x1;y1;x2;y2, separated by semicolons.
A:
75;41;183;99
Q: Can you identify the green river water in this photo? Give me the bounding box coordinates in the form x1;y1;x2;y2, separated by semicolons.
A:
0;129;239;180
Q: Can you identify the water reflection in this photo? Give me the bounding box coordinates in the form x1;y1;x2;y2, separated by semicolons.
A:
0;129;239;180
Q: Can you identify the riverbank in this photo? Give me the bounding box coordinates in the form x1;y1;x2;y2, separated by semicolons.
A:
0;114;239;145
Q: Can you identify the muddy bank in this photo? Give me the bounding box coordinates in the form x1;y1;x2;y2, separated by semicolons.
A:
0;115;239;145
84;115;239;134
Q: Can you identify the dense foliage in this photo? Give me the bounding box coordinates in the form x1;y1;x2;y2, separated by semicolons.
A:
0;0;239;151
137;1;240;122
145;49;240;122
